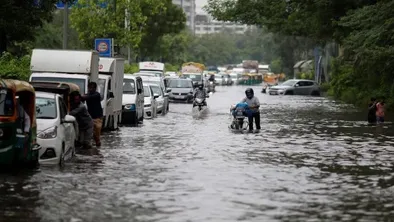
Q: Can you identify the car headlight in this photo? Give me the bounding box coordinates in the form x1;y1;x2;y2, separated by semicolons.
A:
124;104;136;111
37;126;57;139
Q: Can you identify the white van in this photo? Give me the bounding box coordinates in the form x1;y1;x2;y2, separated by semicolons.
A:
122;74;144;125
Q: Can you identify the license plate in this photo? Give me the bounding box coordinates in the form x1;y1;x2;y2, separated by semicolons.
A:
270;91;277;95
175;95;184;99
236;111;243;116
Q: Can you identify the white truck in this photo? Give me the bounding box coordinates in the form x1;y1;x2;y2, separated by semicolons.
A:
139;62;165;77
98;57;124;130
30;49;99;95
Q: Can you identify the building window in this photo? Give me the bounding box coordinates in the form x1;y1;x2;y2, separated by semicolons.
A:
204;27;211;31
214;27;221;32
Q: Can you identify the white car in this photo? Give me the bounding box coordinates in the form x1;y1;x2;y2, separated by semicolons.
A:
149;83;165;114
143;84;158;119
36;92;76;165
122;75;144;125
140;76;170;114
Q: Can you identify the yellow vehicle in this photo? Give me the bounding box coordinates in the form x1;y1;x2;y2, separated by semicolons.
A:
0;79;40;167
181;62;206;86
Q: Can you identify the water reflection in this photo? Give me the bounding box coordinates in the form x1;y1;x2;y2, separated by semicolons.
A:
1;86;394;221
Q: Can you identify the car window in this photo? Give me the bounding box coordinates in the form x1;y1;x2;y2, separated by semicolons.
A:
143;86;150;97
305;81;314;86
36;97;57;119
123;79;136;94
58;97;67;119
151;85;162;96
169;79;193;88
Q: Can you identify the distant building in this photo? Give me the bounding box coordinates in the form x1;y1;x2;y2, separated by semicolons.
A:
194;14;250;35
172;0;196;33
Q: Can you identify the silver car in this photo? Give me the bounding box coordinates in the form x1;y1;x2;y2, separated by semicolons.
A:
269;79;320;96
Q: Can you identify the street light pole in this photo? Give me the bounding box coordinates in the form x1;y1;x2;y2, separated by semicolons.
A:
62;1;69;49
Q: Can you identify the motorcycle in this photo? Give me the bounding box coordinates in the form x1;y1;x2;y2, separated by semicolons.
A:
208;81;215;93
193;97;207;111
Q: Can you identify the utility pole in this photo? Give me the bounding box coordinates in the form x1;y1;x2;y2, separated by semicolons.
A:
62;0;69;49
125;0;131;64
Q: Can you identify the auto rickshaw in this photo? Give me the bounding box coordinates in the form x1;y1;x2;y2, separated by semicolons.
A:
0;79;40;168
29;81;80;111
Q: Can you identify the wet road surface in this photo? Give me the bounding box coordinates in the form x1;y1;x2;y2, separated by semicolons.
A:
1;85;394;222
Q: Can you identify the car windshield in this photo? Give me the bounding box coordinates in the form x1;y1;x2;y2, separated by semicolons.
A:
151;85;162;96
36;97;57;119
183;74;202;81
143;86;150;97
31;77;86;93
169;79;192;88
281;80;298;86
123;79;136;94
0;88;14;116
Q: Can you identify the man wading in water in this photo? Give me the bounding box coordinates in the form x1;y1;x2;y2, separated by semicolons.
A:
368;97;377;124
82;82;103;147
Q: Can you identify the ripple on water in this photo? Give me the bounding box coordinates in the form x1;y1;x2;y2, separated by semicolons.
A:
1;86;394;221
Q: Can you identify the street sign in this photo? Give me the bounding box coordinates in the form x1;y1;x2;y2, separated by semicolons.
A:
56;0;108;9
95;38;113;57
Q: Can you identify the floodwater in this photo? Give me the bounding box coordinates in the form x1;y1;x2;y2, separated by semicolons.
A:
1;85;394;222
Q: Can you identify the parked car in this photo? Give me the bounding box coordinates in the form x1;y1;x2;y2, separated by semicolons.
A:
122;75;144;125
150;83;166;114
36;91;76;165
167;78;194;103
140;76;170;114
143;83;159;119
269;79;320;96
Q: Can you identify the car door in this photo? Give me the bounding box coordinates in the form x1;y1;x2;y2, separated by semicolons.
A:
136;78;144;118
58;97;72;153
304;81;315;95
294;81;307;95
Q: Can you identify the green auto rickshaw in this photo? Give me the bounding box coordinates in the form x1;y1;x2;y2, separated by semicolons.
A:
0;79;40;168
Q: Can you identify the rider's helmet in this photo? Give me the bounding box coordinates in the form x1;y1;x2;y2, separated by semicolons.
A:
193;82;199;88
245;88;254;99
198;83;203;90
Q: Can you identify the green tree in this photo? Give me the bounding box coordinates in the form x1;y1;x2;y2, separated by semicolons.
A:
138;0;186;60
205;0;377;43
70;0;161;50
0;0;60;54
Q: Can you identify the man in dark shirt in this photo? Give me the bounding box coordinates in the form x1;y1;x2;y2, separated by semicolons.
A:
368;97;377;124
82;82;103;147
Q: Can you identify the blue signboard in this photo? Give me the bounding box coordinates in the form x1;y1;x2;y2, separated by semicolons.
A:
95;38;113;57
56;0;108;9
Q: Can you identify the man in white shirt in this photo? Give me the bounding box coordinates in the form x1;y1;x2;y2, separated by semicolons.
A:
242;88;261;131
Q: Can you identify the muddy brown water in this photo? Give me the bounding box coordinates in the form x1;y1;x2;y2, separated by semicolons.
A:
1;85;394;222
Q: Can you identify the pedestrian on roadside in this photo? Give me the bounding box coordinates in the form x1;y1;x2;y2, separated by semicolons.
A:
368;97;377;124
69;91;93;149
82;82;103;147
376;98;385;124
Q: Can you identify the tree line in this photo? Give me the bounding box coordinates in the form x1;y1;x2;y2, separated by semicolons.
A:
0;0;318;81
206;0;394;108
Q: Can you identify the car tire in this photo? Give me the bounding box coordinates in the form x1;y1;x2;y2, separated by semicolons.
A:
311;90;320;96
285;91;294;95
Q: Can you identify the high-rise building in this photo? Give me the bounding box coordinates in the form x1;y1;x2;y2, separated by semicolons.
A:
172;0;196;33
194;14;251;35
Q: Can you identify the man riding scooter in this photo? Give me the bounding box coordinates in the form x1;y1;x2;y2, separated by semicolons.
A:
193;83;207;107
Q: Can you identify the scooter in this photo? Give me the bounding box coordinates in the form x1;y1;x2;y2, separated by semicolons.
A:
193;97;207;111
229;110;248;131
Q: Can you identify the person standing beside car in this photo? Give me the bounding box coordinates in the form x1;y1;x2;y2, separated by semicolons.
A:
81;82;103;147
69;92;93;150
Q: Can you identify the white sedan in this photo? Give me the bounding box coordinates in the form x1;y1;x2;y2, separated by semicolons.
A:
143;84;158;119
36;92;76;165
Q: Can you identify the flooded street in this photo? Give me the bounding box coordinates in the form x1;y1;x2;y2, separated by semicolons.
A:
2;85;394;222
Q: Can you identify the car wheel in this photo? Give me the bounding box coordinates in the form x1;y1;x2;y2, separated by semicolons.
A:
285;91;294;95
311;90;320;96
59;143;65;167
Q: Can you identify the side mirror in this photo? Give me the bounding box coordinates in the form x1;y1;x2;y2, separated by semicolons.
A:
166;88;172;93
63;114;76;123
153;94;159;99
109;91;115;98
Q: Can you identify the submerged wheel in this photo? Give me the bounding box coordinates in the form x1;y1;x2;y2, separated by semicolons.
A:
285;90;294;95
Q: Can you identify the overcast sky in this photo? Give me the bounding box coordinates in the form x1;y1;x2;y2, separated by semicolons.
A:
196;0;207;14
